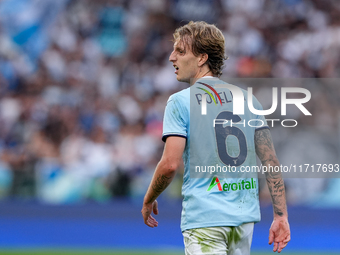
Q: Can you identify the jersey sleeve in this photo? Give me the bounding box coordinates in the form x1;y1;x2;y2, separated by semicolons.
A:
162;95;188;142
252;95;269;131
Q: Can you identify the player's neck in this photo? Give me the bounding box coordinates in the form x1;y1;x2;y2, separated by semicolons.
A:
190;69;214;85
200;69;213;78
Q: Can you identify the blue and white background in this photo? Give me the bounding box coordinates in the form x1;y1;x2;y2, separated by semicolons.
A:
0;0;340;253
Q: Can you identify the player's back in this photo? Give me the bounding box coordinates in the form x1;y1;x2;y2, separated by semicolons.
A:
163;77;267;231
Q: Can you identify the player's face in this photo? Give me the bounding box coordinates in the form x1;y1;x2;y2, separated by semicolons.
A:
169;38;202;83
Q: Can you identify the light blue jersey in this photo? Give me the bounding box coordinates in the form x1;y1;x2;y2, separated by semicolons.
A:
162;77;269;232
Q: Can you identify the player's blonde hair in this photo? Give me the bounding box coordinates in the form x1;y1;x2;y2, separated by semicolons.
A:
173;21;227;77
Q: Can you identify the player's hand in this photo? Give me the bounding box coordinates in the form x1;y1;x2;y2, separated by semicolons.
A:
141;200;159;228
269;216;290;253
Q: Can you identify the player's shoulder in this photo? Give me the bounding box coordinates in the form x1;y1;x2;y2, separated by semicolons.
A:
203;78;248;95
217;80;263;110
167;87;190;105
243;88;263;110
218;80;248;96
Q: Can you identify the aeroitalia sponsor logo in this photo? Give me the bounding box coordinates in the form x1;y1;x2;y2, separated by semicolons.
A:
207;177;256;192
207;177;223;191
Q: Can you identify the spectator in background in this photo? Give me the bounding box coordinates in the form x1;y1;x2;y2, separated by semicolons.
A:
0;0;339;205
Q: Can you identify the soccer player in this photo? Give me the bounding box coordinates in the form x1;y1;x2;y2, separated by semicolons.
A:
141;21;290;255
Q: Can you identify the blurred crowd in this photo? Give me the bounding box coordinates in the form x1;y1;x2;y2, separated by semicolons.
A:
0;0;339;205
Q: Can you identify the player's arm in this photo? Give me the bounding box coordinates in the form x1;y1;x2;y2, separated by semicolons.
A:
255;128;287;218
255;128;290;253
142;136;186;228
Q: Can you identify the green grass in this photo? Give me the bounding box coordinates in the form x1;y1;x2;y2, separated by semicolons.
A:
0;250;339;255
0;251;183;255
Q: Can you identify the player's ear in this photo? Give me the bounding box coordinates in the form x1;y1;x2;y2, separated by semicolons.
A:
198;53;208;67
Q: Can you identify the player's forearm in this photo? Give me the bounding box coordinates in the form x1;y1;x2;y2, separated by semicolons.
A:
261;153;288;218
265;168;288;218
143;160;177;205
255;129;288;218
